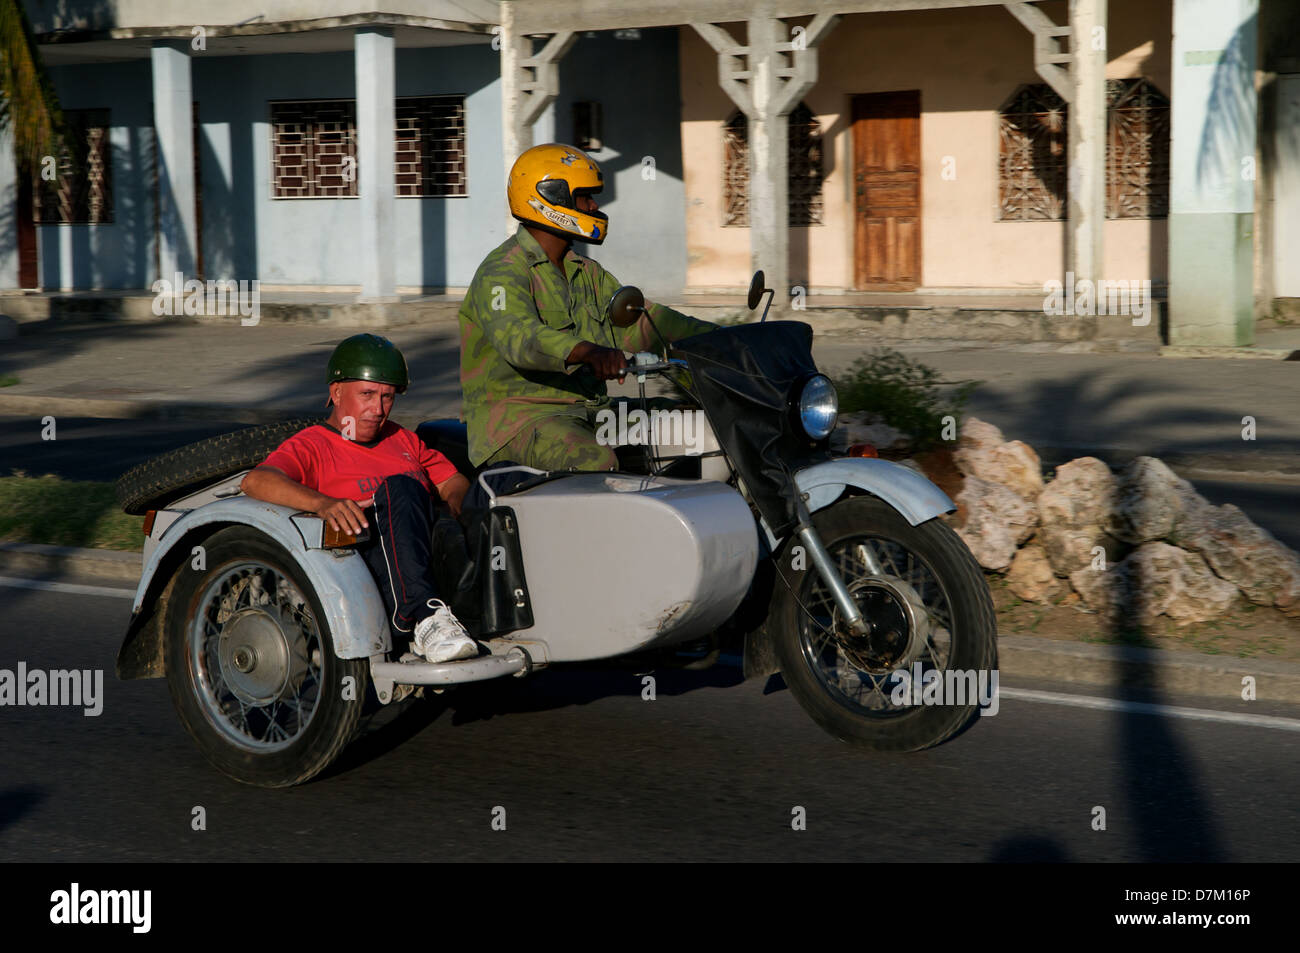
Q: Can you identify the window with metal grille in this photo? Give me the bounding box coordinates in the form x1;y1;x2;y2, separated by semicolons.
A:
1106;78;1170;219
271;99;358;198
35;108;113;224
722;101;825;226
394;95;467;197
998;78;1170;221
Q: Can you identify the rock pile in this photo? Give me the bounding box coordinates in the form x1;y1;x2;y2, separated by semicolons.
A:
943;418;1300;625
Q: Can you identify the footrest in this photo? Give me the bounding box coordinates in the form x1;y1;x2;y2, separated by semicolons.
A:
371;647;529;686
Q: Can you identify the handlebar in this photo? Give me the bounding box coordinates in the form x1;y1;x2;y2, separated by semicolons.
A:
620;356;690;379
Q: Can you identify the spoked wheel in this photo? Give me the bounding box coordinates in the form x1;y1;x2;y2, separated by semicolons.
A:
165;527;367;787
771;496;997;751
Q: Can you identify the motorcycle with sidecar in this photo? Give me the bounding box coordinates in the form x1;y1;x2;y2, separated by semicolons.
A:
114;271;996;787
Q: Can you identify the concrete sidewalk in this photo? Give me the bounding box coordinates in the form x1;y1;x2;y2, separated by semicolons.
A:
0;312;1297;477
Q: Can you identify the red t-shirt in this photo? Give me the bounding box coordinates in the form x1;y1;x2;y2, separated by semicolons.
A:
261;422;458;503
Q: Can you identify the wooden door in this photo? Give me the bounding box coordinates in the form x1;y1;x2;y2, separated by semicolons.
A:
16;167;37;288
852;90;921;290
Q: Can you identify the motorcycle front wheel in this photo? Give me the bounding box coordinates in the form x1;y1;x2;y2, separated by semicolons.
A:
771;495;997;751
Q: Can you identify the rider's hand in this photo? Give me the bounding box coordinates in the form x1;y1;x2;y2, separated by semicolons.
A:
315;496;369;535
567;341;628;381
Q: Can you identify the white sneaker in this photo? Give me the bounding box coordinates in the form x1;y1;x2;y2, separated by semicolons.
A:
412;599;478;663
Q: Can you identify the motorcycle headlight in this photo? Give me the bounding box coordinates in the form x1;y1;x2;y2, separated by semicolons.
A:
798;375;838;440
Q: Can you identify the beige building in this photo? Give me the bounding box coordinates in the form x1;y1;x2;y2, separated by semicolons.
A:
8;0;1293;347
678;0;1173;294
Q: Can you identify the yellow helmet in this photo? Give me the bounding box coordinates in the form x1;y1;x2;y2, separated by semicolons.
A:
507;143;608;244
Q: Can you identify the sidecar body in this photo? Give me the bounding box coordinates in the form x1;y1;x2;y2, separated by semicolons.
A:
119;461;761;698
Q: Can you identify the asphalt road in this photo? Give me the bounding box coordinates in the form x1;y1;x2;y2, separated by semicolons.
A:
1;576;1298;862
3;415;1297;551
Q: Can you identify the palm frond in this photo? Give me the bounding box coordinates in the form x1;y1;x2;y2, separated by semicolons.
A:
0;0;67;172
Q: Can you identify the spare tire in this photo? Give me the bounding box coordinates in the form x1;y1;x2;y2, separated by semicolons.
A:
115;417;324;515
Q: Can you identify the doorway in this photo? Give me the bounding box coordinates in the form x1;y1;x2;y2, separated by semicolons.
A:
851;90;921;290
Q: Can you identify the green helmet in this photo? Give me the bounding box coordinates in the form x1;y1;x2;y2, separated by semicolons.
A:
326;333;409;394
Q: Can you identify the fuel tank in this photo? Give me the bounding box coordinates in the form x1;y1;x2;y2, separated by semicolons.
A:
502;473;760;661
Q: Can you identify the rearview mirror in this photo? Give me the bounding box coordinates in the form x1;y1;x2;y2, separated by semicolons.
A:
747;271;767;311
606;285;646;328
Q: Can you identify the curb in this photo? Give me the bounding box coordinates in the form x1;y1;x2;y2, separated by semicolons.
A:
1161;344;1300;361
996;635;1300;705
2;543;1298;704
0;394;310;425
1032;445;1300;483
0;542;142;583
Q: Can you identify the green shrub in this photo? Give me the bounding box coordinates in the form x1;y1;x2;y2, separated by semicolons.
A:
833;347;979;450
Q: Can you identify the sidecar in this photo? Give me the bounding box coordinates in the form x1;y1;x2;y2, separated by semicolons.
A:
115;426;760;788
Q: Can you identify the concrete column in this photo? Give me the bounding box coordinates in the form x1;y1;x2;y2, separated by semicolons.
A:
1067;0;1106;288
1272;74;1300;298
500;3;529;235
151;40;197;281
498;14;574;237
749;16;789;312
355;27;397;302
0;127;17;289
1169;0;1259;346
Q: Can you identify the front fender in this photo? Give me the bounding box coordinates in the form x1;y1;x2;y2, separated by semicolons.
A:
125;497;388;675
740;458;955;681
794;458;955;526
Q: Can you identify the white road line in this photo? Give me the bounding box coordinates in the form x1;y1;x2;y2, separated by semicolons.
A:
0;575;135;600
1000;686;1300;732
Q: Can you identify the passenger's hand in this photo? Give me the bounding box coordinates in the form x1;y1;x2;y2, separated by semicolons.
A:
316;497;369;535
436;474;470;520
568;342;628;381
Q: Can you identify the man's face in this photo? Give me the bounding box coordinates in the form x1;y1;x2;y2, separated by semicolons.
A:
328;380;397;442
575;193;599;215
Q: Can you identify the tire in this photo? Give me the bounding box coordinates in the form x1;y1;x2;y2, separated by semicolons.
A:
771;495;997;752
164;526;367;787
115;417;324;515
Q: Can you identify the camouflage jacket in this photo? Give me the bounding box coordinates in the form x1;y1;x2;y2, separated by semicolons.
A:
458;224;717;465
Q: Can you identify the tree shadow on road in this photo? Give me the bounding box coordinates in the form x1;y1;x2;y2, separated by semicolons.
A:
0;786;47;835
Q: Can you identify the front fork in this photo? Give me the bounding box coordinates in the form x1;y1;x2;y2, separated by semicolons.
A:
792;496;877;637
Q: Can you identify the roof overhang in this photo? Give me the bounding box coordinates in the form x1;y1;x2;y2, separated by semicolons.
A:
510;0;1008;34
36;12;496;65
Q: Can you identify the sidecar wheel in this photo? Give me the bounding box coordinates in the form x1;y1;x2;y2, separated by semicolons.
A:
771;496;997;751
165;527;367;787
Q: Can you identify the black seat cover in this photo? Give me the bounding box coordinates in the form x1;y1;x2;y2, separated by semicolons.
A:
415;419;475;478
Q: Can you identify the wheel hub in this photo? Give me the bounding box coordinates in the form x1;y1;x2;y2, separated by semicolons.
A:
832;576;932;675
218;609;296;705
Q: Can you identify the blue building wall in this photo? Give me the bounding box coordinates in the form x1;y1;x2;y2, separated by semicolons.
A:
37;60;157;291
23;28;686;294
549;27;687;299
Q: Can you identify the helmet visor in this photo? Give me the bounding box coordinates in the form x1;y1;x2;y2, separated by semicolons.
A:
536;178;573;208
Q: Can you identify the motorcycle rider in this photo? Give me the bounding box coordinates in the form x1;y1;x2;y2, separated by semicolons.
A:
458;142;717;471
240;334;479;664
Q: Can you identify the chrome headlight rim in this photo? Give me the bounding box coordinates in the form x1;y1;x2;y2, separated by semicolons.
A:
797;374;839;441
